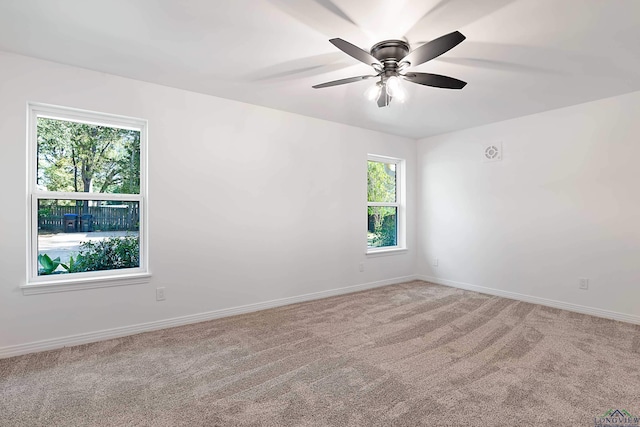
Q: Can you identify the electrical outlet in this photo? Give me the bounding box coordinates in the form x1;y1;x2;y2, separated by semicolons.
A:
156;287;166;301
433;258;439;267
358;262;364;272
578;278;589;290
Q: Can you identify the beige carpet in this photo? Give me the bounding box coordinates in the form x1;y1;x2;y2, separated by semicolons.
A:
2;281;640;426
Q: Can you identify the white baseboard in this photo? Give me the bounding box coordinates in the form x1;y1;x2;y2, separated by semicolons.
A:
0;275;418;359
418;275;640;325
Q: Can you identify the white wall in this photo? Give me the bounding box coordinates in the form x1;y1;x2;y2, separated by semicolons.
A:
0;52;416;353
416;90;640;319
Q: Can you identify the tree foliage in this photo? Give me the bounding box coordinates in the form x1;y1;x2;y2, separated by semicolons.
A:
37;118;140;195
367;161;396;204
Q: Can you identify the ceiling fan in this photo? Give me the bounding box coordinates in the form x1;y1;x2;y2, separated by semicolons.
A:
312;31;467;107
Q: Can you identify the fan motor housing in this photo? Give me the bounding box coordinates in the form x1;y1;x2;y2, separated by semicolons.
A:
370;40;410;62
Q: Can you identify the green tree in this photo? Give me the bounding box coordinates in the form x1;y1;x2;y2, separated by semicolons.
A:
367;161;396;204
37;118;140;196
113;136;140;195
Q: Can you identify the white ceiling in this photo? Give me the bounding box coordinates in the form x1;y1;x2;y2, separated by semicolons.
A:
1;0;639;138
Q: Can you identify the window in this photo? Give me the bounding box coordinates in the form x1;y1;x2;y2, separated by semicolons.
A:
367;155;405;253
24;103;149;294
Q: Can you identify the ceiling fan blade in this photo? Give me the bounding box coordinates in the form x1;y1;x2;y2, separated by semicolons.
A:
403;72;467;89
313;0;358;27
401;31;465;67
330;38;381;67
377;85;391;107
312;75;376;89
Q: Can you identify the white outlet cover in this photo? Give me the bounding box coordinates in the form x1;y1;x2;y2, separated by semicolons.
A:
578;278;589;290
482;142;502;162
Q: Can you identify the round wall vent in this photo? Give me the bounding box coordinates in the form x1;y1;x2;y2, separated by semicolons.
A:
482;143;502;162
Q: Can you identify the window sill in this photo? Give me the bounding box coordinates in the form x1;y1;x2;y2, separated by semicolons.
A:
366;247;408;257
21;272;152;295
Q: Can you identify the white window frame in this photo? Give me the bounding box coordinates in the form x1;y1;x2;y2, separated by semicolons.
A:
366;154;406;255
22;103;150;295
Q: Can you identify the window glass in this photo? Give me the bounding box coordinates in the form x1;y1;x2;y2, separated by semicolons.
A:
367;206;397;248
37;117;140;194
37;199;140;275
367;161;396;203
367;158;401;250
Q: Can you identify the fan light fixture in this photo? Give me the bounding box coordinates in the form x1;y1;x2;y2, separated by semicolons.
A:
365;83;382;101
385;76;406;102
385;76;401;96
364;76;406;105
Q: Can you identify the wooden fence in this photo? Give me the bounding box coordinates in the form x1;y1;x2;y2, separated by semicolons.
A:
39;204;139;233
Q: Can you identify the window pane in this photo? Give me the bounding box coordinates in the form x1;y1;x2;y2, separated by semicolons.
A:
37;199;140;275
367;161;396;203
37;117;140;194
367;206;397;248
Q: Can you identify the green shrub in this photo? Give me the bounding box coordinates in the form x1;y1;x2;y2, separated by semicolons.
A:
71;235;140;273
367;209;397;247
379;215;397;246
